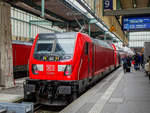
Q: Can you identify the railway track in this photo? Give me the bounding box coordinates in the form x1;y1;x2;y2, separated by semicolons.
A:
34;103;64;113
34;104;44;112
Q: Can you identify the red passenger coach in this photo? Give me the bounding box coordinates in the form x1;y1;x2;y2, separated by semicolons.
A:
24;32;117;105
12;41;32;72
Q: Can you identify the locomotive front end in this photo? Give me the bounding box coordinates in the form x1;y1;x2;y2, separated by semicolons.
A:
24;33;79;105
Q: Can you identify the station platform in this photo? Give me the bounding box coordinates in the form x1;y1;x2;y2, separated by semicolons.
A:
0;77;26;102
60;67;150;113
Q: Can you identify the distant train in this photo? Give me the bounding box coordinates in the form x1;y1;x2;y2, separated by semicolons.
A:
12;40;32;73
24;32;120;105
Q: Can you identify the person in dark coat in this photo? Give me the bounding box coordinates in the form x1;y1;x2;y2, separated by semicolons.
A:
126;56;132;72
138;53;141;69
140;53;144;69
122;56;128;72
134;53;139;70
147;56;150;82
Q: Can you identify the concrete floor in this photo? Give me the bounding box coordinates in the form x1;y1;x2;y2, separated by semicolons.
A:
60;67;123;113
60;67;150;113
0;77;26;102
102;70;150;113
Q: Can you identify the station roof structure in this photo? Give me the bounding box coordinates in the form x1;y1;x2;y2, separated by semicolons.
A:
7;0;118;41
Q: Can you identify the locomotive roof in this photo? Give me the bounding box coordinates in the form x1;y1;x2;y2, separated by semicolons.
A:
38;32;77;39
38;32;113;49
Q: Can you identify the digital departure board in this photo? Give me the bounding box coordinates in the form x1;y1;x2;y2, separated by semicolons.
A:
122;16;150;31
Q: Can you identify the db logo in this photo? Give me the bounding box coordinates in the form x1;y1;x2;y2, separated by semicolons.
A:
46;65;55;71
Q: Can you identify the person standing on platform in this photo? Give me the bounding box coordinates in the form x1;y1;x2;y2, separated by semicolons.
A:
126;55;132;72
137;53;141;70
141;53;144;69
145;56;150;82
148;56;150;82
122;56;128;73
134;53;139;70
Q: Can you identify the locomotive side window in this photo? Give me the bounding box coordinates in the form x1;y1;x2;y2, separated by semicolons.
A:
85;42;89;55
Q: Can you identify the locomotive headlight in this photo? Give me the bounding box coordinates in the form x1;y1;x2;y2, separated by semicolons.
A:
58;65;66;72
64;65;72;76
32;64;43;74
36;64;43;71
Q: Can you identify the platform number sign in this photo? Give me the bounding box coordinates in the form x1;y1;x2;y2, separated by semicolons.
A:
104;0;113;10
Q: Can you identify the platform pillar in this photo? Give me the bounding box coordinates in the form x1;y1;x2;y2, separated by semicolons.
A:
0;1;14;88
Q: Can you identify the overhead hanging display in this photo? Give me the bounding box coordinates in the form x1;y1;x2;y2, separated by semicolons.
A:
123;16;150;31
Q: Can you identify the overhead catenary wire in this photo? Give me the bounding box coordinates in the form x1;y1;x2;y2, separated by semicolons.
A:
65;0;87;33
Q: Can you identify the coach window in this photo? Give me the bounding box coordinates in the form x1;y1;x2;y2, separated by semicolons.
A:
85;42;89;55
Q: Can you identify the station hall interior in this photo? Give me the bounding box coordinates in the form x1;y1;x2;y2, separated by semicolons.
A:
0;0;150;113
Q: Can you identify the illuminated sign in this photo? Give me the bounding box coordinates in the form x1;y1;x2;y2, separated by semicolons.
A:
123;16;150;31
104;0;113;10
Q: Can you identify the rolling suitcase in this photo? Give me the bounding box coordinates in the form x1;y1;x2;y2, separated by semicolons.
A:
126;67;130;72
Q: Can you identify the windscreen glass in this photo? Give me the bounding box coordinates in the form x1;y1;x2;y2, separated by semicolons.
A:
36;40;54;53
55;39;75;54
33;34;76;61
34;39;75;55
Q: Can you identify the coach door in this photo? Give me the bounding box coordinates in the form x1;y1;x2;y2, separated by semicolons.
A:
88;42;93;77
92;43;95;75
80;42;93;79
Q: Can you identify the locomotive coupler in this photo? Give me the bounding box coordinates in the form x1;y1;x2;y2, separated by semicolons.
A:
47;86;53;103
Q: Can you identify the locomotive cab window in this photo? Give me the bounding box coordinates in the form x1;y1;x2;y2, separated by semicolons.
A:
36;40;54;53
33;34;76;61
85;42;89;55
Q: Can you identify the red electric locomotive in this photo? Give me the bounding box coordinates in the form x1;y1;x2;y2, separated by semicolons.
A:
24;32;117;105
